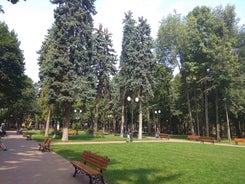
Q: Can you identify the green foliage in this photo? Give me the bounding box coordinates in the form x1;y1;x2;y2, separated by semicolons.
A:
156;5;244;136
0;22;25;106
71;123;80;130
120;12;156;97
0;22;38;125
38;0;97;141
92;24;117;134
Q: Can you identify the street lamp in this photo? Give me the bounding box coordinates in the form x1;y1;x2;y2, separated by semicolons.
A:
74;109;82;122
107;114;113;134
127;96;139;131
155;110;161;133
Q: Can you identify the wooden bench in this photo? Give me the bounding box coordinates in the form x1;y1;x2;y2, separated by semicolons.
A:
200;136;215;144
187;135;201;141
234;138;245;144
71;151;110;184
68;129;76;135
38;138;52;152
159;133;170;140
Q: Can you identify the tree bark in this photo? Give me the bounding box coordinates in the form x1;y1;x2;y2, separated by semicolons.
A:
93;94;100;136
225;102;231;142
44;106;51;137
147;108;151;134
215;90;221;142
120;88;126;138
186;91;195;135
204;81;209;137
61;102;71;141
138;97;143;139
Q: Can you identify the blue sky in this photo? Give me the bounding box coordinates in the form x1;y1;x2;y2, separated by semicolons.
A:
1;0;244;82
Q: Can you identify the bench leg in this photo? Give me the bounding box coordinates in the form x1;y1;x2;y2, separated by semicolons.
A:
72;167;78;177
101;176;105;184
89;176;92;184
89;175;104;184
38;144;42;151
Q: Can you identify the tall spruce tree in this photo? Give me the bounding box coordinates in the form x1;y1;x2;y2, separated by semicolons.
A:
119;12;155;139
133;16;155;139
119;11;137;137
41;0;96;141
93;24;117;136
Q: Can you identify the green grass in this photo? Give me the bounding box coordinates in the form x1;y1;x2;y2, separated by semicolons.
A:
31;130;152;142
51;142;245;184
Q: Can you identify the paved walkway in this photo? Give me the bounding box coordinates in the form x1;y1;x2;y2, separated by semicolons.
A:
0;131;89;184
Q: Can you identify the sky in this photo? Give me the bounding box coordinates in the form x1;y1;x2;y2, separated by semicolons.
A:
0;0;245;83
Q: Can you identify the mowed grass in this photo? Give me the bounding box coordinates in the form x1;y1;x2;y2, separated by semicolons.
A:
51;142;245;184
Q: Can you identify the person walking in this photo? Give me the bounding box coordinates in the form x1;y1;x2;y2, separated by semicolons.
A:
0;137;7;151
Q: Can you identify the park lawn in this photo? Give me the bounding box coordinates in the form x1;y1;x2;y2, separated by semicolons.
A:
51;142;245;184
31;130;153;142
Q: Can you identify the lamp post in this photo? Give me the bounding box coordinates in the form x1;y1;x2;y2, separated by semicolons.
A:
74;109;82;134
127;96;131;132
74;109;82;122
107;114;113;134
155;110;161;133
127;96;139;131
205;68;210;137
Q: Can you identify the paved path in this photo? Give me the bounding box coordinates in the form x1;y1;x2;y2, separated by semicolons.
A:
0;131;89;184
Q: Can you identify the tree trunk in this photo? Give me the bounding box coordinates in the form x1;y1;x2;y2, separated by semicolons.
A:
120;89;126;138
194;87;199;135
204;81;209;137
52;120;58;139
182;73;195;135
147;109;151;134
138;96;143;140
61;102;71;141
225;102;231;142
215;90;221;142
93;94;100;136
120;104;125;137
112;117;116;136
186;86;195;135
45;106;51;137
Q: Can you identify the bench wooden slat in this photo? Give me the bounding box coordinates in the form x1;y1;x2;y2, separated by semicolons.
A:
71;161;102;176
38;138;52;152
71;151;110;184
200;136;215;144
234;138;245;144
82;151;109;171
159;133;170;139
187;135;200;140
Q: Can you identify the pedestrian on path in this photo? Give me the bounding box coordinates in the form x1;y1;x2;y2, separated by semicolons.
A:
0;137;7;151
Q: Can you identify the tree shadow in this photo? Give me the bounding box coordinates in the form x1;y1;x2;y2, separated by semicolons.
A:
105;163;183;184
53;149;183;184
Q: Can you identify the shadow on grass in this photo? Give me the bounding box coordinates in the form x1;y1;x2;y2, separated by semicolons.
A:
105;168;182;184
53;148;183;184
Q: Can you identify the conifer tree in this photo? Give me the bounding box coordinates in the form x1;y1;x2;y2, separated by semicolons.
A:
93;24;117;136
40;0;96;141
119;11;137;137
119;12;155;139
